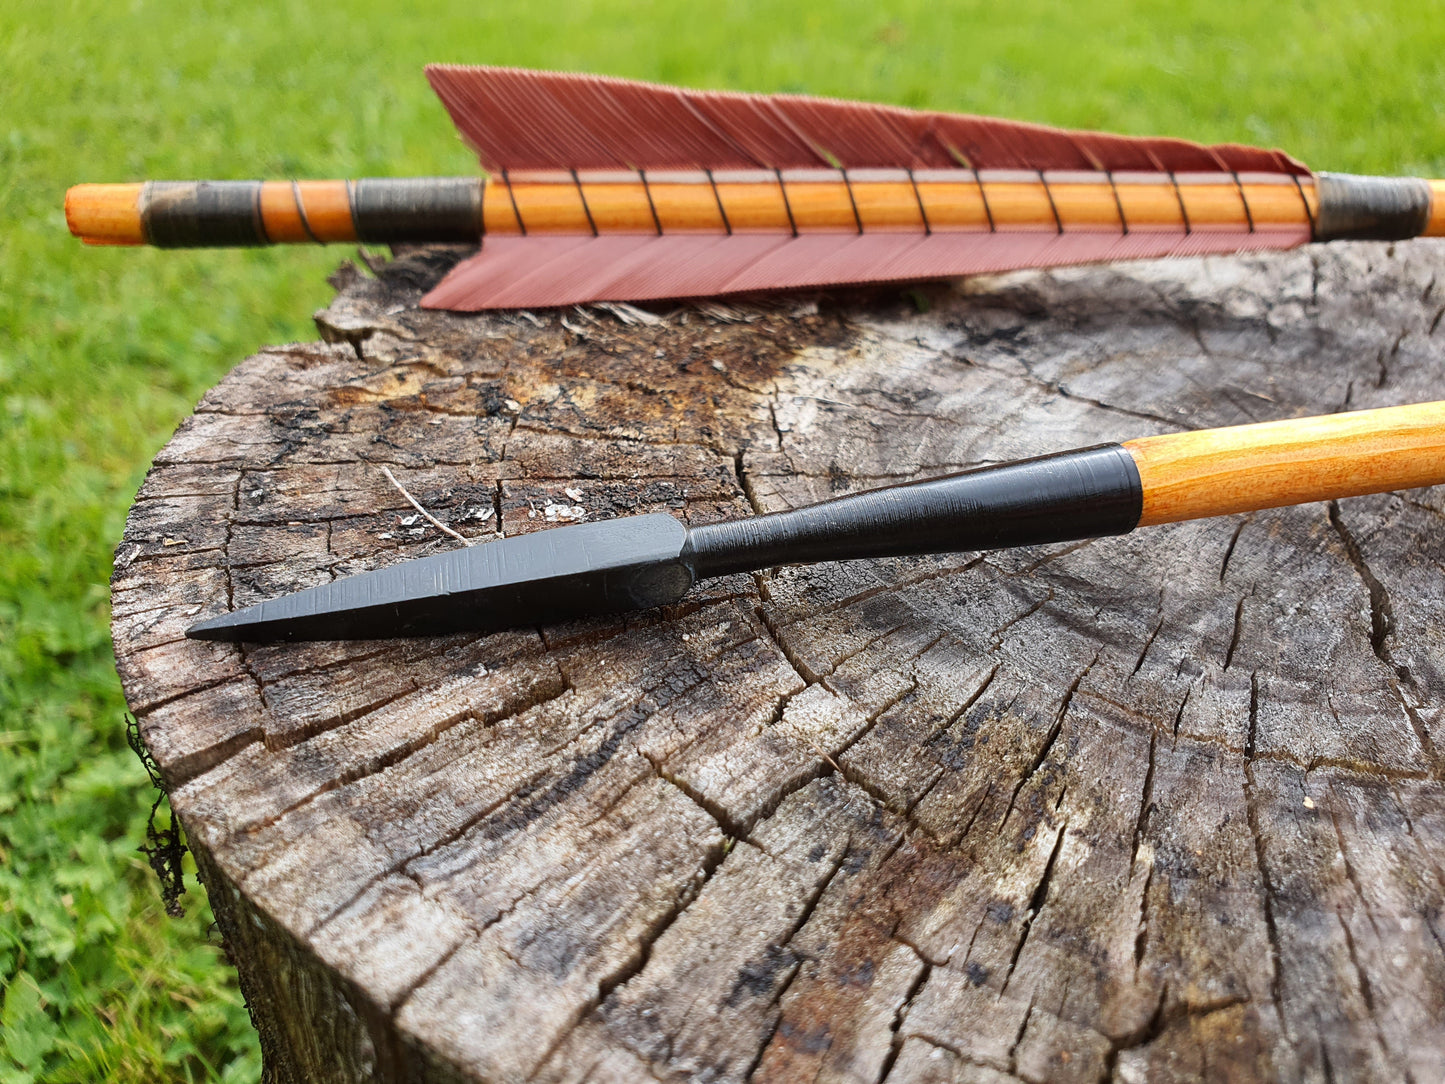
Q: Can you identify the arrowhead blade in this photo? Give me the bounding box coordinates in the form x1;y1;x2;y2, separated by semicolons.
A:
187;513;694;642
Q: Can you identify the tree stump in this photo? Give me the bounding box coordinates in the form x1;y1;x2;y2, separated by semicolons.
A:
112;241;1445;1084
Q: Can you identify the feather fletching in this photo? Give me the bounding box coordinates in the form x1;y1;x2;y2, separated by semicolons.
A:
420;66;1314;310
425;65;1308;176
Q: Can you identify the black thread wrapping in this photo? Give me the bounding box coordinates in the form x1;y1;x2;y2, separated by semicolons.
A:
291;180;321;243
1106;170;1129;234
572;169;599;236
503;169;527;235
1039;171;1064;234
706;169;732;234
1290;173;1318;235
252;182;271;244
775;169;799;237
1313;172;1431;241
639;169;664;235
126;714;187;918
142;181;269;247
907;168;932;235
1232;171;1256;232
1168;172;1193;234
841;171;864;234
974;170;997;232
350;178;483;242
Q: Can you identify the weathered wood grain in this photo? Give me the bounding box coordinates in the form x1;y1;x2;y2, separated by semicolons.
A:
112;241;1445;1083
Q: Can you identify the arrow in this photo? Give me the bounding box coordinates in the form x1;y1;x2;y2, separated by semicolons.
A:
188;401;1445;642
68;67;1445;310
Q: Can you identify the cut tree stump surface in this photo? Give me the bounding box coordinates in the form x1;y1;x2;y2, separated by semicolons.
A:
113;243;1445;1084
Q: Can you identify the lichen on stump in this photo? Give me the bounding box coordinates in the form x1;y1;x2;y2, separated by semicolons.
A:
112;241;1445;1083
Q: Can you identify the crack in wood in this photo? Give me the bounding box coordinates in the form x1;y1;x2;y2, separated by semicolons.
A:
1328;502;1396;664
1000;819;1068;996
1329;500;1443;778
641;749;748;840
873;944;931;1084
1324;800;1399;1070
1000;659;1093;832
276;692;583;933
1096;984;1262;1081
1067;686;1429;783
739;850;850;1082
1241;670;1294;1060
887;1033;1023;1083
1224;594;1248;671
733;448;764;516
126;671;249;723
1131;614;1164;677
1219;515;1252;582
1132;731;1158;869
752;600;822;687
1006;999;1034;1076
531;836;735;1079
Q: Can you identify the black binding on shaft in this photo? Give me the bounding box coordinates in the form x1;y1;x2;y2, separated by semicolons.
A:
351;178;484;242
139;178;484;247
142;181;268;246
1312;172;1431;242
687;444;1143;580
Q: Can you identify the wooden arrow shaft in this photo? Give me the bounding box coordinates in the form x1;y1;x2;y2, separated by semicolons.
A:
1127;400;1445;526
65;178;483;246
487;169;1320;236
66;172;1445;247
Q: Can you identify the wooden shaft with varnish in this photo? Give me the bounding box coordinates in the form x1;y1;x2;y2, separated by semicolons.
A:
1126;401;1445;526
488;171;1321;236
65;179;484;246
65;172;1445;246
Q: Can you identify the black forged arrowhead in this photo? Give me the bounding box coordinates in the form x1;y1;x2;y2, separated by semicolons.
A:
186;513;696;642
186;445;1146;643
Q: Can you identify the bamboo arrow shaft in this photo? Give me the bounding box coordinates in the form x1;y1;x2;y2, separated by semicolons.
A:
1126;400;1445;525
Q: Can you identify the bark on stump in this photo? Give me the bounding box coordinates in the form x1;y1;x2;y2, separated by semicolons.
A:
112;243;1445;1084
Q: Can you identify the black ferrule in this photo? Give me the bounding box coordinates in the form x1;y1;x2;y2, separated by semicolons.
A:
687;444;1143;580
142;181;267;247
1313;172;1431;242
351;178;484;243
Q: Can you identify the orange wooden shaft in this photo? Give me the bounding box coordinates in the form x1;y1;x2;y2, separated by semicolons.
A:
65;183;148;244
69;174;1327;243
1427;180;1445;236
260;181;358;242
484;173;1320;236
1126;401;1445;526
66;181;359;245
67;172;1441;244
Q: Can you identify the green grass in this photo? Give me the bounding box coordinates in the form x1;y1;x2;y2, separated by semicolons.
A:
2;0;1442;1078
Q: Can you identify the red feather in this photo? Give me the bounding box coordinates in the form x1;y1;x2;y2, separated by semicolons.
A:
421;66;1313;310
423;230;1305;311
425;65;1306;176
